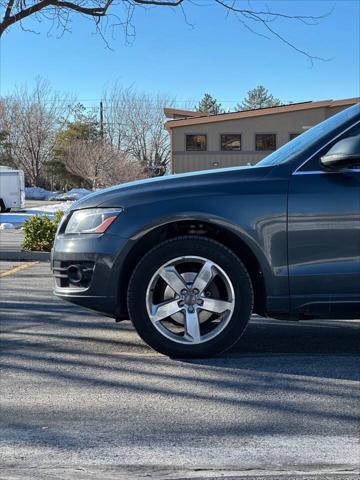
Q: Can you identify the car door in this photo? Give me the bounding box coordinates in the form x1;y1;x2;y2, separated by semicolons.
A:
287;129;360;317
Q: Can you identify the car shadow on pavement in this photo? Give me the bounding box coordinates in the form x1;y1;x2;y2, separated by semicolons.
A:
1;290;360;356
1;263;359;356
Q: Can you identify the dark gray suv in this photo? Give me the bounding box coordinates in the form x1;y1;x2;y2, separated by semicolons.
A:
52;103;360;358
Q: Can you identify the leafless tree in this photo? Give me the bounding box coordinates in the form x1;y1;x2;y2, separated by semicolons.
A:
0;0;331;63
60;137;146;188
104;151;148;185
0;78;73;186
103;85;173;175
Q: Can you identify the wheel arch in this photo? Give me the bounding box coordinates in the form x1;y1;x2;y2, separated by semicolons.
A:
116;216;269;319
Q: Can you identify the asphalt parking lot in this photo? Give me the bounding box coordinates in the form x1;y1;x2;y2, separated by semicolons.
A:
0;261;359;479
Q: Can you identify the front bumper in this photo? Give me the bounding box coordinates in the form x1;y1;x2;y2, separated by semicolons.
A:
51;232;131;318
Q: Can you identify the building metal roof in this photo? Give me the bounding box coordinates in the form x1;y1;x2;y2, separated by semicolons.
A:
165;97;360;129
164;108;209;119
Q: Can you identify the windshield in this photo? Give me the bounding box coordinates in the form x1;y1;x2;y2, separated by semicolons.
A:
257;103;360;167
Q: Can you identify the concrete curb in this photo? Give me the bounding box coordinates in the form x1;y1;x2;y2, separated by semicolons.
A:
0;251;50;262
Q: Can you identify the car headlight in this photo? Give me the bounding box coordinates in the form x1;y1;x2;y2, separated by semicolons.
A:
65;208;123;234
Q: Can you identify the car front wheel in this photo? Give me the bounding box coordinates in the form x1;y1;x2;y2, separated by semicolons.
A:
127;236;253;358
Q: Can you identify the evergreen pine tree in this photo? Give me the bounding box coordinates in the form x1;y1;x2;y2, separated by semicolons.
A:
237;85;282;111
196;93;223;115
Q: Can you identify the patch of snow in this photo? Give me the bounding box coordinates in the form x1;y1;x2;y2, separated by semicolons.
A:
0;222;15;230
49;188;92;201
25;187;53;200
26;187;92;201
27;202;72;214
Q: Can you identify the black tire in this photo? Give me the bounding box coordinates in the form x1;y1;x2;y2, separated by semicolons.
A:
127;236;253;358
0;199;6;213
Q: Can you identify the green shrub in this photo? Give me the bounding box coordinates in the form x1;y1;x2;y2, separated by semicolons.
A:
22;211;64;252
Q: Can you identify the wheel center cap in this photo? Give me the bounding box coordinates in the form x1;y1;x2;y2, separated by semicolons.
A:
184;293;197;305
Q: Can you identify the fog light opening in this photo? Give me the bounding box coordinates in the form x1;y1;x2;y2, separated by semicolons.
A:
67;265;83;284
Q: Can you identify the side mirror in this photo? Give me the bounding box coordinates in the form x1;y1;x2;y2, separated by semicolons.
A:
321;136;360;170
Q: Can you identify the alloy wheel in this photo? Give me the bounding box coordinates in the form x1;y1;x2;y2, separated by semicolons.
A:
145;256;235;345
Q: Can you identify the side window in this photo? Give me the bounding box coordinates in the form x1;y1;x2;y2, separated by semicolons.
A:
298;122;360;172
255;134;276;151
221;134;242;151
186;135;207;151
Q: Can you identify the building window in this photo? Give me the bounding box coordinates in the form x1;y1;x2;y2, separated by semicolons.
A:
221;134;242;151
255;134;276;151
186;134;207;151
289;133;300;141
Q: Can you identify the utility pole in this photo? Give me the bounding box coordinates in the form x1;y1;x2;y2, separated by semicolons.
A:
100;100;104;142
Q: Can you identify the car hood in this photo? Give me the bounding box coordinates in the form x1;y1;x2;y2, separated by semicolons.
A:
71;164;274;210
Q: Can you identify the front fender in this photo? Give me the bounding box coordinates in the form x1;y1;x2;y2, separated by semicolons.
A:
111;203;286;300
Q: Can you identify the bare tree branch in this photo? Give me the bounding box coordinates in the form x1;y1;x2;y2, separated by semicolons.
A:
58;130;147;188
4;0;14;19
102;84;174;175
0;0;332;62
0;0;113;34
213;0;332;63
0;78;73;186
130;0;184;5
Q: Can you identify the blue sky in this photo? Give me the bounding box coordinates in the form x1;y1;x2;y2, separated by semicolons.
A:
0;0;359;110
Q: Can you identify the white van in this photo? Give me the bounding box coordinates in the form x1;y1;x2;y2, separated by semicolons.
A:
0;166;25;212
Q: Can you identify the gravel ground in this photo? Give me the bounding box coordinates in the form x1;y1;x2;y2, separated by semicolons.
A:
0;261;359;479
